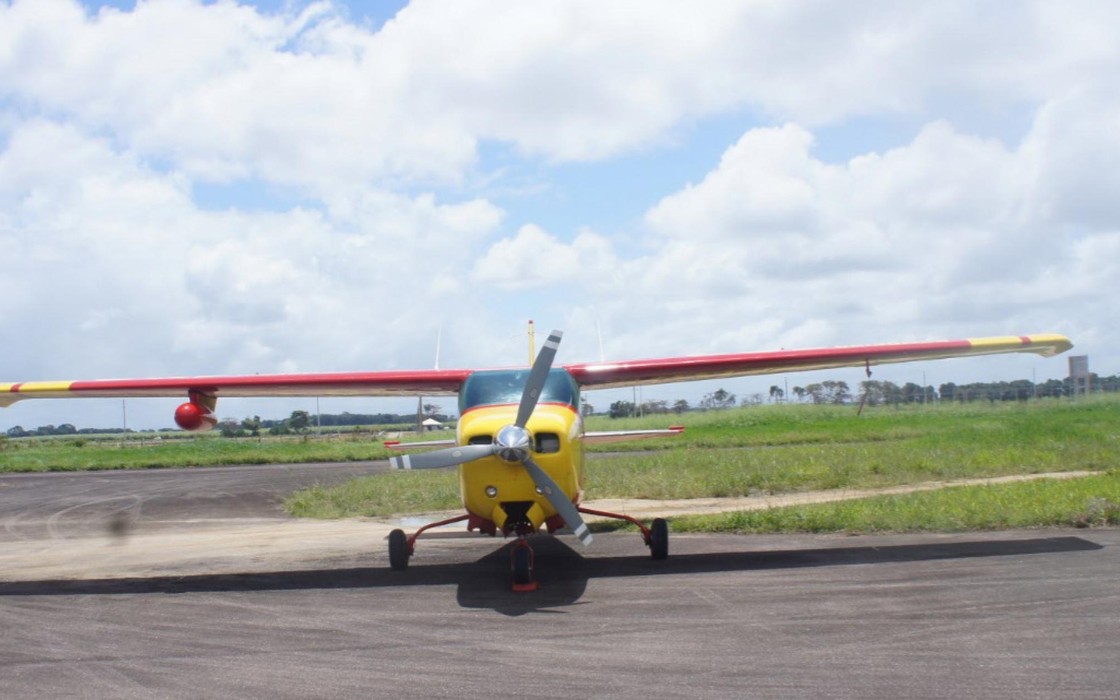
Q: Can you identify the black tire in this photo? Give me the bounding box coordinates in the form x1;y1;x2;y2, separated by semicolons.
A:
512;545;533;585
649;518;669;560
389;528;410;571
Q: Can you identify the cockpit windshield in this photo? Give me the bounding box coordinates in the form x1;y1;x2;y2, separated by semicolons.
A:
459;368;579;413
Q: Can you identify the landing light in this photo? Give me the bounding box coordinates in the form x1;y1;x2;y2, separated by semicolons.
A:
485;486;498;498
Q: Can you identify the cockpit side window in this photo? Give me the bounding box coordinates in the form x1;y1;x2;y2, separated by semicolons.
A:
460;369;579;413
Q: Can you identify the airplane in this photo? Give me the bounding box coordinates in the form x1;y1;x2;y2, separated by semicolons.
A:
1;331;1072;590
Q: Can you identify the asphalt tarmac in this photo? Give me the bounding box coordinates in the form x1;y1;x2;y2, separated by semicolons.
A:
1;464;1117;699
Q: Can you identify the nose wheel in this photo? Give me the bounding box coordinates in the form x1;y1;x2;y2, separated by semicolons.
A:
511;538;538;592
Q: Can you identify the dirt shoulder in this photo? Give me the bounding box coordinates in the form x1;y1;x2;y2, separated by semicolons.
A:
0;471;1099;581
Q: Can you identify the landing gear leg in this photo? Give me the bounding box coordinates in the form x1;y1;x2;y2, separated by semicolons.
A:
387;514;471;572
578;506;669;560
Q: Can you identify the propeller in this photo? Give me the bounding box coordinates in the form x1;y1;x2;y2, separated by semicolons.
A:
390;443;497;471
388;329;592;546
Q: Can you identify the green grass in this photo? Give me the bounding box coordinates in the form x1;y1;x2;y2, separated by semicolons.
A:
582;397;1118;498
0;433;397;471
285;471;462;519
666;471;1120;534
8;395;1120;534
283;396;1120;526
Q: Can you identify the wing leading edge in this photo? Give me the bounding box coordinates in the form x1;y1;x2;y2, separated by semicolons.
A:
563;334;1072;390
1;334;1071;407
0;369;472;407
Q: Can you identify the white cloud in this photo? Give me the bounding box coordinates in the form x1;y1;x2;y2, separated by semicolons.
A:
607;95;1118;360
0;119;506;387
473;224;619;291
2;0;1119;430
4;0;1117;193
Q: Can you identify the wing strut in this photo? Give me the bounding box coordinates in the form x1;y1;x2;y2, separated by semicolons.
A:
856;358;873;416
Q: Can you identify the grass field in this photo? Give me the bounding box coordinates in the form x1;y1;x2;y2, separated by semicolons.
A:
5;396;1119;533
285;396;1120;532
0;431;401;471
666;472;1120;534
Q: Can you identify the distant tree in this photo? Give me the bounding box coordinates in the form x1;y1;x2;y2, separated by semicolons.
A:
859;380;880;407
581;399;595;416
742;393;765;406
672;399;690;414
609;400;636;419
1037;379;1065;398
700;388;736;410
241;416;262;437
6;426;28;438
901;382;925;404
218;419;244;438
422;403;442;419
289;410;312;433
1009;379;1034;401
861;380;901;406
792;386;806;403
805;381;850;405
826;380;851;404
769;385;784;403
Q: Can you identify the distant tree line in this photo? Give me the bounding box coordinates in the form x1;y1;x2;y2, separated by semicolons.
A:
6;408;452;439
603;373;1120;417
4;424;161;438
217;408;453;438
608;397;693;418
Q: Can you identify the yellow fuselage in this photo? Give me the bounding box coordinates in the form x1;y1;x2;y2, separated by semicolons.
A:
457;403;584;534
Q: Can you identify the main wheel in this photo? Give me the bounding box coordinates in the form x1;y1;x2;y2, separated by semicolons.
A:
649;518;669;560
388;528;410;571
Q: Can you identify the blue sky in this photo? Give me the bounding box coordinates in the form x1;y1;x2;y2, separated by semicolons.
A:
2;0;1117;430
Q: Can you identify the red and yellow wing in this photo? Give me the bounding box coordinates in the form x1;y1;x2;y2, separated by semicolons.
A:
1;334;1072;406
563;334;1072;389
0;369;471;407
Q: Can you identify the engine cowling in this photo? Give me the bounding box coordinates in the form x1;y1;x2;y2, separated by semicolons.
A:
175;401;217;432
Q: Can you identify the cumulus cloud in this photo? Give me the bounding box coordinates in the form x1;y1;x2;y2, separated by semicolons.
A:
607;92;1118;357
3;0;1116;190
0;118;505;384
473;224;619;290
1;0;1118;429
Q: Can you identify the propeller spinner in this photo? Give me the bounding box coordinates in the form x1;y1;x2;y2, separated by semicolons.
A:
388;330;592;546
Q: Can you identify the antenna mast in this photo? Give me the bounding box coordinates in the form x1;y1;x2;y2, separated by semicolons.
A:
528;320;536;365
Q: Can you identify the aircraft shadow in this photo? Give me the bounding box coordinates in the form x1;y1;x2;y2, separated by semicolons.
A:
0;535;1101;617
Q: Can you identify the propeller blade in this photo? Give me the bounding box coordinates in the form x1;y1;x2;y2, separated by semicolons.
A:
389;443;496;470
521;455;593;546
515;329;563;429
